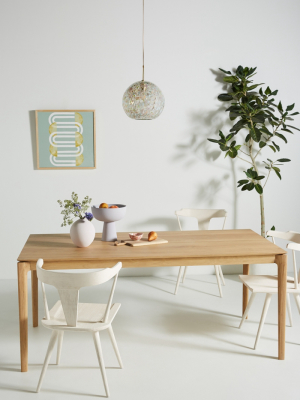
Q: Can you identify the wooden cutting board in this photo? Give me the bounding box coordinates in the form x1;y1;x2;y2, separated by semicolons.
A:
121;237;168;247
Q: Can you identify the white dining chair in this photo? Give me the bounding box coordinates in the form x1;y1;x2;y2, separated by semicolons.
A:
239;230;300;349
174;209;228;297
36;259;123;397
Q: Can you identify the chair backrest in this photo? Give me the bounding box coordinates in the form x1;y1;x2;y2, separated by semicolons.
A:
175;209;228;231
266;230;300;289
36;259;122;327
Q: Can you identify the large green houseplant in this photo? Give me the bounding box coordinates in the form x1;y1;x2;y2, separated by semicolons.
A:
208;66;299;237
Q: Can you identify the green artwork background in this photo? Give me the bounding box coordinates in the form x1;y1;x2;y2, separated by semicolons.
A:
37;111;95;168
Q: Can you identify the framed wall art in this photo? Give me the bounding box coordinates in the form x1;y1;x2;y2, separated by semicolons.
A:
35;110;96;169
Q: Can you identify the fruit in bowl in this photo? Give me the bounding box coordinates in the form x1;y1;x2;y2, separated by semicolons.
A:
99;203;108;208
129;232;143;241
110;205;119;209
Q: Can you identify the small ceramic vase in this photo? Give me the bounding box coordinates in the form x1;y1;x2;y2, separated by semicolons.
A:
70;219;95;247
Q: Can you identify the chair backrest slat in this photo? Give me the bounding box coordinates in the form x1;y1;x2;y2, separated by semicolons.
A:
287;243;300;287
175;209;227;231
57;289;79;326
266;230;300;244
36;259;122;327
41;282;50;320
267;231;300;289
103;274;118;323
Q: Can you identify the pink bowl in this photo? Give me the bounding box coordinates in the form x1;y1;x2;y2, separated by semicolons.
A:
129;232;143;241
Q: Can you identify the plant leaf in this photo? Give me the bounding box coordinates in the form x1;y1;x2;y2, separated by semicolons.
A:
218;94;234;102
230;119;247;132
268;145;276;152
250;127;261;142
219;144;229;151
228;148;238;158
265;86;271;95
224;76;239;83
247;83;264;91
255;184;263;194
237;179;249;185
275;133;287;143
273;169;282;180
277;158;291;162
219;68;232;75
260;126;272;136
272;141;280;152
286;124;300;131
286;103;295;111
208;139;220;143
259;141;266;148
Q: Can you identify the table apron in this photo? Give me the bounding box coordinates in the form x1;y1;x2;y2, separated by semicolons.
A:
29;254;278;270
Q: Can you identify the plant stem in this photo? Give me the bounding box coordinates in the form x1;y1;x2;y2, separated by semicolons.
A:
237;155;252;165
249;135;266;237
259;193;265;238
263;169;271;188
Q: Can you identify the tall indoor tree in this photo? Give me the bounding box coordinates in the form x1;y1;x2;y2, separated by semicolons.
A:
208;66;299;237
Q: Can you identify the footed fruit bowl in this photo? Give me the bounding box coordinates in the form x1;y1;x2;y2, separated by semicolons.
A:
91;204;126;242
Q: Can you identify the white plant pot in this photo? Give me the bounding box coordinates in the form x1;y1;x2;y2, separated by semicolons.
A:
70;219;95;248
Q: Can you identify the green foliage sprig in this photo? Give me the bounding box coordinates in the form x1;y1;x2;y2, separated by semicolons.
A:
57;192;93;227
208;66;299;236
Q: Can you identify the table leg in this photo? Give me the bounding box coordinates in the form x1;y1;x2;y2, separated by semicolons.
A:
276;254;287;360
31;270;38;327
242;264;250;316
18;262;30;372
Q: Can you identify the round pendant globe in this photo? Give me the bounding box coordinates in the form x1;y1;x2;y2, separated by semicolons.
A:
122;80;165;120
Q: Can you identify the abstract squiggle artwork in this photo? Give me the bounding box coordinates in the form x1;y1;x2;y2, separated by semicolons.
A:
35;110;96;169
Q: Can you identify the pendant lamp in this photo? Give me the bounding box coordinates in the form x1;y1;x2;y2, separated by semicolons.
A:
122;0;165;120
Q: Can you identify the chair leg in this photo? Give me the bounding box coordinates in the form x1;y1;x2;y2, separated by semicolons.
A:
108;326;123;368
93;332;110;397
36;330;59;393
174;266;184;295
239;292;256;328
293;294;300;314
286;294;293;327
214;266;222;298
254;293;272;350
218;266;225;286
56;331;64;365
182;266;188;283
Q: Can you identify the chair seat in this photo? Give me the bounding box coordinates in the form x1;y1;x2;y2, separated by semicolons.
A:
239;275;300;293
41;301;121;332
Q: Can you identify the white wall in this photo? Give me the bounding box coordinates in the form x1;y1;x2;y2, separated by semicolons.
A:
1;0;300;279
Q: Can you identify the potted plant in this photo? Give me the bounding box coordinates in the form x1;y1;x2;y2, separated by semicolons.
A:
58;192;95;247
208;66;299;237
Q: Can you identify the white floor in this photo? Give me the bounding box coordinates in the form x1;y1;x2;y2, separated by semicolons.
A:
0;274;299;399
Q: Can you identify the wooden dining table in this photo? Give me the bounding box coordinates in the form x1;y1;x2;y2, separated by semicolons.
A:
17;229;287;371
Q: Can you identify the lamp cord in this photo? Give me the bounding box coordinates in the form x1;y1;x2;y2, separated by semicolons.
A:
142;0;144;81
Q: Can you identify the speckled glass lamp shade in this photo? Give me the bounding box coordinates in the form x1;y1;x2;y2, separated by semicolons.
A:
122;0;164;120
122;80;165;120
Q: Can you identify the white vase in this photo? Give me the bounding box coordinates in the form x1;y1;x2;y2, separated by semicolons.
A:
70;219;95;248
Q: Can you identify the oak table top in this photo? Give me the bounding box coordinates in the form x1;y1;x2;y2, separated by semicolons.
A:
18;229;286;269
